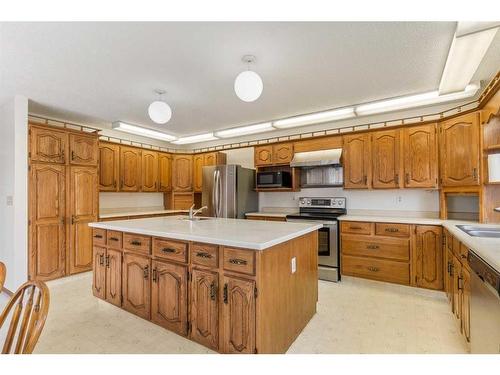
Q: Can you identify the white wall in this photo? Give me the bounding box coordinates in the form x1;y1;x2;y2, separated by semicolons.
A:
99;192;164;209
0;95;28;291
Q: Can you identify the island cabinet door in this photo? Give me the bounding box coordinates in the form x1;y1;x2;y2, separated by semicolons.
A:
221;276;256;354
105;249;122;307
92;247;106;300
151;260;188;336
190;268;219;351
122;253;151;320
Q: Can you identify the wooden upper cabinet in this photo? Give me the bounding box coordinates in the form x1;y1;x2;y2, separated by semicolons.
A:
402;124;438;188
204;152;226;166
29;126;68;164
272;143;293;164
343;133;371;189
190;268;219;350
158;152;172;192
122;253;151;320
439;112;480;187
99;143;120;191
29;164;66;281
120;146;142;192
414;225;443;291
105;248;122;307
69;134;98;166
151;260;188;336
69;166;98;274
222;275;256;354
254;145;273;166
142;150;159;192
371;130;401;189
193;154;204;192
172;155;193;192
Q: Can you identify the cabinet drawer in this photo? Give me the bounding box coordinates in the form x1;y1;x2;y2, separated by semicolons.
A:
375;223;410;237
123;233;151;255
106;231;122;249
223;247;255;276
342;255;410;285
92;228;106;246
191;243;218;268
341;235;409;261
341;221;372;235
153;238;188;263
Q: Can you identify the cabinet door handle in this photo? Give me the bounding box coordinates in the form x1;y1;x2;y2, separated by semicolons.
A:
99;254;104;266
367;266;379;272
61;149;65;162
385;228;399;233
223;283;228;304
366;245;380;250
363;175;368;185
229;258;247;265
152;268;157;283
143;265;149;280
161;247;176;253
105;255;110;268
457;275;463;291
395;173;399;186
71;215;76;225
196;252;212;259
405;173;410;185
472;168;477;181
210;282;217;301
71;150;75;160
130;240;142;246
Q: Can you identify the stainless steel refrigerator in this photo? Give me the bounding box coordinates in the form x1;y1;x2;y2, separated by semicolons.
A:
202;165;258;218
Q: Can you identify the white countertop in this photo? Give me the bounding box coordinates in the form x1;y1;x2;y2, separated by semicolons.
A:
89;216;322;250
99;207;188;219
338;214;443;225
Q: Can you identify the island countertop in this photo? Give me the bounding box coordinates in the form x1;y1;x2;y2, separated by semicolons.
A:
89;216;322;250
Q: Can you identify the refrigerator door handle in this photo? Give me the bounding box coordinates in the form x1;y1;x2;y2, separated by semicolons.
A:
213;169;218;218
216;169;222;217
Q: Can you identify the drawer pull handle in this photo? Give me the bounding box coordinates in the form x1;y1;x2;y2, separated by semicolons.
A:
367;266;379;272
210;282;217;301
161;247;176;253
130;240;142;246
109;237;119;242
196;252;212;259
384;228;399;233
366;245;379;250
93;234;103;239
229;258;247;265
350;226;362;230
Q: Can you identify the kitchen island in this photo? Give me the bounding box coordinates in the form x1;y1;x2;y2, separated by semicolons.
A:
89;216;321;354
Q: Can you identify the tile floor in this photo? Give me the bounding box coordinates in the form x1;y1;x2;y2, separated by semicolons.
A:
28;272;468;354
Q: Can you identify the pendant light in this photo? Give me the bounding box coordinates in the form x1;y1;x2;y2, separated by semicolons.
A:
148;89;172;124
234;55;263;102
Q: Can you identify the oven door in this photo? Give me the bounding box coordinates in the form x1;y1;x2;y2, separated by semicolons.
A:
286;218;338;268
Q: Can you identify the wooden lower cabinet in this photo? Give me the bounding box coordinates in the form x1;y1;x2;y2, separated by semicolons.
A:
91;229;318;353
222;276;256;354
122;253;151;320
190;268;219;350
461;267;471;342
413;225;443;290
151;260;188;336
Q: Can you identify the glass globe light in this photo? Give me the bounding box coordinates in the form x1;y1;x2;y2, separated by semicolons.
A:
234;70;263;102
148;100;172;124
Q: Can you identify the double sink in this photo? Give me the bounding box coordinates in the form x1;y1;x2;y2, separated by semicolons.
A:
457;225;500;238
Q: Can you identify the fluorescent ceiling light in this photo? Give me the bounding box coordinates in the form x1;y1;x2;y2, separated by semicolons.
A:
439;26;498;94
355;84;480;116
112;122;177;142
214;122;273;138
273;107;356;129
172;133;218;145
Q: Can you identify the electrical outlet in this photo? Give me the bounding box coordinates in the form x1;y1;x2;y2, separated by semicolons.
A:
291;257;296;274
397;196;402;204
6;196;13;206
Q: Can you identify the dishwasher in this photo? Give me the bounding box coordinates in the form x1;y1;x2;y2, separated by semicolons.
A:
469;251;500;354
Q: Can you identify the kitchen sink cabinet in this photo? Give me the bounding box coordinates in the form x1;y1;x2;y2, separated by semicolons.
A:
439;112;480;187
343;133;371;189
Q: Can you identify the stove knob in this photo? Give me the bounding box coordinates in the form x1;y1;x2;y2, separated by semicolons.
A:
332;200;337;206
306;199;311;205
299;198;306;205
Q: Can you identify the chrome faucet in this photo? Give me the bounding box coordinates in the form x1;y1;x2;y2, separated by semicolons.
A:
189;204;208;220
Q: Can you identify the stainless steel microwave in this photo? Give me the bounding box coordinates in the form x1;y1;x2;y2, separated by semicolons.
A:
256;171;292;188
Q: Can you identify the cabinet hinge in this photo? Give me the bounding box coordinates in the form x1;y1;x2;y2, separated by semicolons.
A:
120;294;123;304
254;287;258;299
28;151;31;158
28;165;31;171
254;347;258;354
187;321;191;334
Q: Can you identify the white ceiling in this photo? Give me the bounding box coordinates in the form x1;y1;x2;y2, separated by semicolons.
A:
1;22;499;137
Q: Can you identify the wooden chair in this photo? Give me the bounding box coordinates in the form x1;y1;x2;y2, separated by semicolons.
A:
0;262;5;292
0;280;50;354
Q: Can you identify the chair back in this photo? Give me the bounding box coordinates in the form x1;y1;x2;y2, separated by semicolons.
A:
0;262;5;292
0;280;50;354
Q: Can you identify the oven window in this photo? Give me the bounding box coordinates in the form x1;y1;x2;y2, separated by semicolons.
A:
318;227;330;256
258;173;274;185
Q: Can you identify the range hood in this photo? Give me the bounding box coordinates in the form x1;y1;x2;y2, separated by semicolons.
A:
290;148;342;168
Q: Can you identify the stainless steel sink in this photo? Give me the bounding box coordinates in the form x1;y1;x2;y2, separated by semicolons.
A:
457;225;500;238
